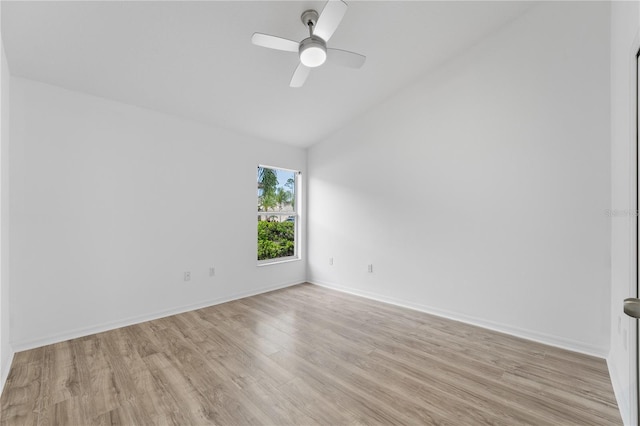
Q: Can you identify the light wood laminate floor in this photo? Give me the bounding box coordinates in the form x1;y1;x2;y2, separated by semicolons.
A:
1;283;622;425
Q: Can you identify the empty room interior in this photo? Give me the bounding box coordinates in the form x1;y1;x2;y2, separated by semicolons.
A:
0;0;639;424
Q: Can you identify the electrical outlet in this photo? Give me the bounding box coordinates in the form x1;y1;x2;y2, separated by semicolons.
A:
209;267;215;277
329;257;334;266
367;264;373;273
184;272;191;282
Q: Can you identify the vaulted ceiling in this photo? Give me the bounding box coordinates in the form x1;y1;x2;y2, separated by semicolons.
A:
2;1;533;147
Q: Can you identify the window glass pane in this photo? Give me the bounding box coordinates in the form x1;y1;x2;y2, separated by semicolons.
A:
257;217;296;260
257;166;297;262
257;167;295;214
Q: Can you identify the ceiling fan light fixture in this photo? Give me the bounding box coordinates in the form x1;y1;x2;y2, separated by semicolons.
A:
299;37;327;68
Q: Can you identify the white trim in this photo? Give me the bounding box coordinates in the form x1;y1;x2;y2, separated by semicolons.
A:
257;256;301;267
258;164;301;174
609;354;633;426
11;281;302;352
633;27;640;426
257;212;296;216
629;26;640;426
0;345;14;396
613;24;640;426
309;279;608;358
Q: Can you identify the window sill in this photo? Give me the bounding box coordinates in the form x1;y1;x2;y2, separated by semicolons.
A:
257;256;301;267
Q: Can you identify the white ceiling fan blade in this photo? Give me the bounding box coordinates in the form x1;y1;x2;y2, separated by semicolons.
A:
313;0;348;42
290;63;311;88
251;33;299;52
327;48;366;69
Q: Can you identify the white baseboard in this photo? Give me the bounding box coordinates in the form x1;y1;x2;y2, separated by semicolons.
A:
309;279;608;358
11;281;302;352
607;355;633;426
0;346;14;396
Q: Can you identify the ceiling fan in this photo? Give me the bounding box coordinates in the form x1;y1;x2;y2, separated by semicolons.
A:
251;0;366;88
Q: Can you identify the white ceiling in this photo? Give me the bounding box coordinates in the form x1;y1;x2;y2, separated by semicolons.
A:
2;1;534;147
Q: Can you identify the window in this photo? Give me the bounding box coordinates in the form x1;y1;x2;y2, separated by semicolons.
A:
257;165;300;264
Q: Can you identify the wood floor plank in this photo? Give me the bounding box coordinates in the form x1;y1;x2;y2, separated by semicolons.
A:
0;361;42;426
1;283;623;425
268;349;414;425
46;397;87;426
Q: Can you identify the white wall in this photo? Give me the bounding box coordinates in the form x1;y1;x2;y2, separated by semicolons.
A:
609;1;640;425
308;2;611;356
0;4;14;393
9;77;306;349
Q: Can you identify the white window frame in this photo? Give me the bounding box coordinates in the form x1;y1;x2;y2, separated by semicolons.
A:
257;165;301;266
